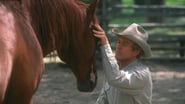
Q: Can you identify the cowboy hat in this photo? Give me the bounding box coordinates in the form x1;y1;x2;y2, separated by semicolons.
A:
112;23;152;57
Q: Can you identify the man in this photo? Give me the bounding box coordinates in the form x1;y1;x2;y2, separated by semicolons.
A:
93;23;153;104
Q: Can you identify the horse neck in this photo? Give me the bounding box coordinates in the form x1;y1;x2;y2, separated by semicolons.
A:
25;0;87;57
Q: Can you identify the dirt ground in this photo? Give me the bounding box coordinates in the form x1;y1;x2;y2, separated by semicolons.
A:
33;59;185;104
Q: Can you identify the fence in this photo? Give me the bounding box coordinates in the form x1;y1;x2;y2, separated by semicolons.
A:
97;3;185;60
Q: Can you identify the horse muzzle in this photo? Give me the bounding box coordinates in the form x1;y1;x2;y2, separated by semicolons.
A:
77;72;97;92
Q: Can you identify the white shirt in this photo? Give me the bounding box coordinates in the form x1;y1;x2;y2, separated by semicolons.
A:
95;44;152;104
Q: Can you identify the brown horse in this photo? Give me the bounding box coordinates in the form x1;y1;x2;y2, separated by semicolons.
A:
0;1;44;104
0;0;99;104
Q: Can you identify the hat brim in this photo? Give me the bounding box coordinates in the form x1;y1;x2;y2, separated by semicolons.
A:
112;28;152;57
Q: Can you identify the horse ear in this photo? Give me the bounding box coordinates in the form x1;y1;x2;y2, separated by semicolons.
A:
86;0;99;24
88;0;99;15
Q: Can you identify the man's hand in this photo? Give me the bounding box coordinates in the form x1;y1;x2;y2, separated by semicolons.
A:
92;24;109;45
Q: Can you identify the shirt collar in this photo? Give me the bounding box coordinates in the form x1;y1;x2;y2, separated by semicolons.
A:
121;59;140;71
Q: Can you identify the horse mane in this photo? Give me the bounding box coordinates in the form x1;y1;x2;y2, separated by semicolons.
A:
25;0;90;56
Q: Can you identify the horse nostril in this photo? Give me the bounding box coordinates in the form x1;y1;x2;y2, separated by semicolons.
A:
78;78;96;92
77;66;97;92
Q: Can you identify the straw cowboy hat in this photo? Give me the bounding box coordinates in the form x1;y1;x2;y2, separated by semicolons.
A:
112;23;152;57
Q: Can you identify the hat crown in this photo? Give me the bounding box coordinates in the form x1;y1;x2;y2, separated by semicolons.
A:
123;23;148;41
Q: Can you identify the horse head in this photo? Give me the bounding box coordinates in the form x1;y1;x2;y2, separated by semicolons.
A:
24;0;99;92
74;0;99;92
57;0;99;92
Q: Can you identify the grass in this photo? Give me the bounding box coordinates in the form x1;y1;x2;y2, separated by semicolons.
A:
165;0;185;5
147;27;185;35
123;0;185;5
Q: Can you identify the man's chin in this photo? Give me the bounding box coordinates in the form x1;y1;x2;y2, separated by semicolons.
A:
115;56;122;61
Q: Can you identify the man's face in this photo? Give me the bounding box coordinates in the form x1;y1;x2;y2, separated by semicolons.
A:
115;37;140;62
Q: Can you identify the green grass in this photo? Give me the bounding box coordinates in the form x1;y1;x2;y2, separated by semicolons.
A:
110;17;147;24
165;0;185;5
147;27;185;35
122;0;185;5
122;0;134;5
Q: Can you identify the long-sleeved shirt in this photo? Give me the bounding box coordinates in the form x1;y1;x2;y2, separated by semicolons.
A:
95;44;152;104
